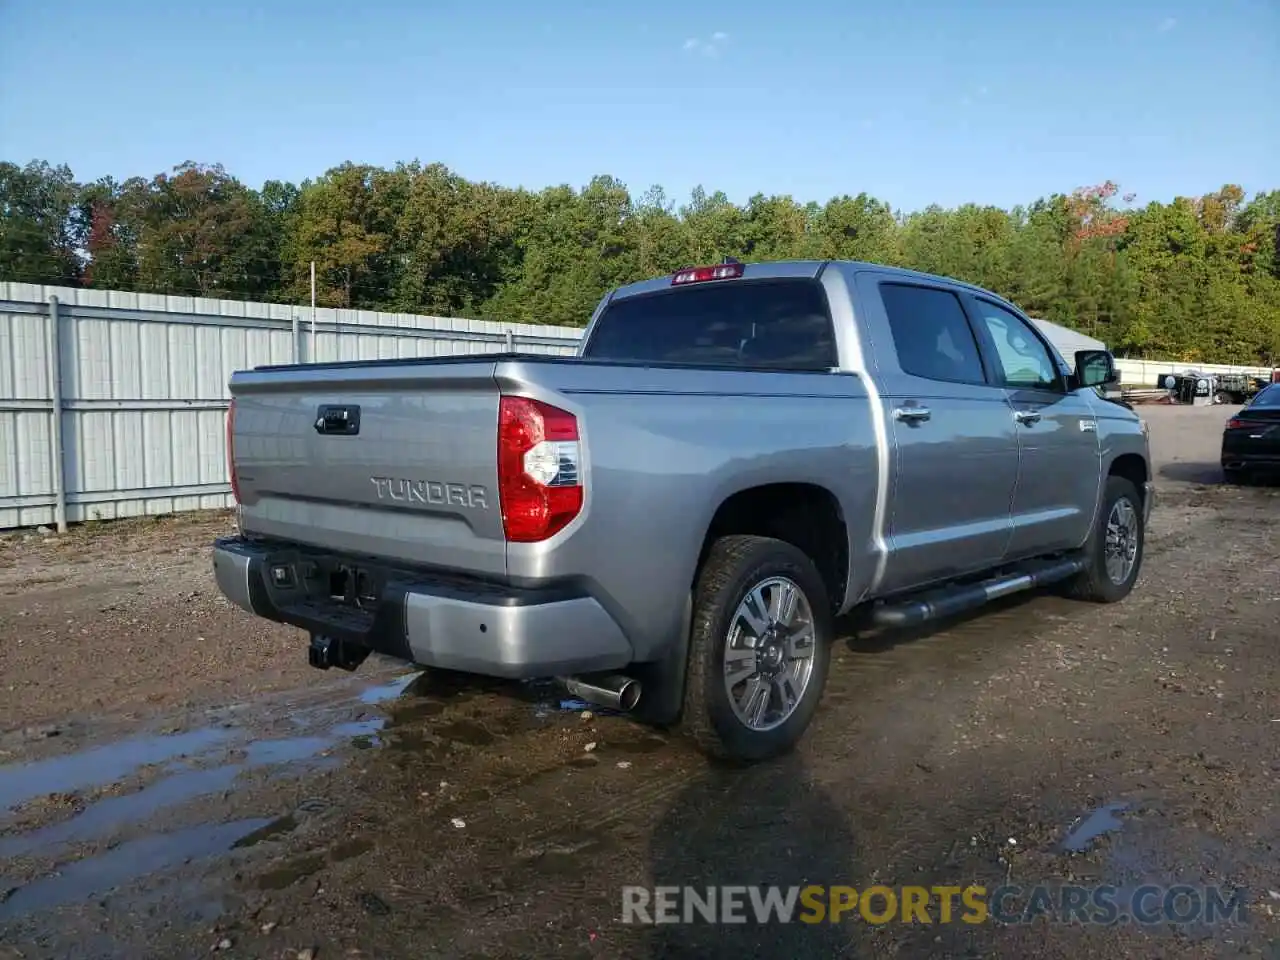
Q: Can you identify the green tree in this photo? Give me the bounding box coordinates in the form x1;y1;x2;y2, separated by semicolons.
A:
0;160;84;284
285;163;399;308
125;162;280;299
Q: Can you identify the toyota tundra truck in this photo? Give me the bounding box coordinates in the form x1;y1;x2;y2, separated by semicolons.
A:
213;260;1154;762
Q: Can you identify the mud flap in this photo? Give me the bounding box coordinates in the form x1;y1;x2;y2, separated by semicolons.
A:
629;591;692;727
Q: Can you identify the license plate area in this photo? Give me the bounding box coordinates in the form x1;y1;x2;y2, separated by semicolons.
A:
259;548;386;617
325;563;382;613
266;553;388;641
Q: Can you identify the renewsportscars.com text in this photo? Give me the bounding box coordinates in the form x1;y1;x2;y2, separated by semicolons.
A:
620;884;1249;926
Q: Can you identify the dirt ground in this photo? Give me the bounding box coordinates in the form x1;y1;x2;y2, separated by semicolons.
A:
1;403;1278;959
0;512;327;737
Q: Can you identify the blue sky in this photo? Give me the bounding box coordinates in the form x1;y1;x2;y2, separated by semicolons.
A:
1;0;1276;212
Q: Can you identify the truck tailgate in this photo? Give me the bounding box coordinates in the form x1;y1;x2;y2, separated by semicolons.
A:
228;359;505;577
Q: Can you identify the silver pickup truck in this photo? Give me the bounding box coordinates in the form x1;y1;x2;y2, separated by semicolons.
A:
213;260;1154;762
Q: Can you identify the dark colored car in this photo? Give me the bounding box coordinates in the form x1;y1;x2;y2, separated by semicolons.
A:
1221;383;1280;482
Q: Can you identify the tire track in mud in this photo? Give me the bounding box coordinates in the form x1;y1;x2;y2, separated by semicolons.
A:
361;696;708;853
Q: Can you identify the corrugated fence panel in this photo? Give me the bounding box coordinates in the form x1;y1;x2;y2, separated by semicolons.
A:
0;283;582;530
47;289;296;523
0;296;56;528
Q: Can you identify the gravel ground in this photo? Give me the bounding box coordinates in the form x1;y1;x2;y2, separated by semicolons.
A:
0;403;1277;959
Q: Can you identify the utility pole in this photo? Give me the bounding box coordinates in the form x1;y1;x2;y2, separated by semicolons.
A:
310;261;317;362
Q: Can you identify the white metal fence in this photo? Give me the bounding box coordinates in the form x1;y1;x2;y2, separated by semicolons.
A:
0;283;581;531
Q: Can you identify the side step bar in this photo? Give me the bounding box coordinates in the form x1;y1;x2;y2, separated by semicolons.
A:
871;557;1086;628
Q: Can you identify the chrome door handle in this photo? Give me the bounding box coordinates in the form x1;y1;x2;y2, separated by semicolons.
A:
893;406;932;424
1014;410;1042;425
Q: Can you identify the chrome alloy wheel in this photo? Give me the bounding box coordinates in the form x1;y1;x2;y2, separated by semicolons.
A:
723;576;818;732
1104;497;1140;585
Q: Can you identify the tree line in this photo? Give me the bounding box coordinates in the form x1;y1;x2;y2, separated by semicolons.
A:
2;158;1278;363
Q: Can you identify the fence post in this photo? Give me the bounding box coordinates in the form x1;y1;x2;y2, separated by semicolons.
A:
310;261;317;362
291;311;300;363
47;295;68;533
505;328;514;352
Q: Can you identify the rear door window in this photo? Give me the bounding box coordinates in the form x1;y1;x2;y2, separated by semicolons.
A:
879;283;988;385
582;279;837;371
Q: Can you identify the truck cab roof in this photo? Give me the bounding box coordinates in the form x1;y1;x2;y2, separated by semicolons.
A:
605;259;1000;304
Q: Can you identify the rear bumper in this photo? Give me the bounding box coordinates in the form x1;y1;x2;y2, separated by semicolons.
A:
1221;428;1280;470
212;536;634;679
1220;451;1280;471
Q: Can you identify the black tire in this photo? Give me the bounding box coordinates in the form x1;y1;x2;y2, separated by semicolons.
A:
1062;475;1145;603
679;535;833;762
1222;466;1246;485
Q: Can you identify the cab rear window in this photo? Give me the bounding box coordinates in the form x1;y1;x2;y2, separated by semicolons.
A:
582;279;838;371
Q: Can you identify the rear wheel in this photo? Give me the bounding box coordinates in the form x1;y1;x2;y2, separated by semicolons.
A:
1062;475;1145;603
679;535;832;762
1222;466;1247;485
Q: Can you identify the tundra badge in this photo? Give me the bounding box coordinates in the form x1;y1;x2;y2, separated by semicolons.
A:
370;477;489;509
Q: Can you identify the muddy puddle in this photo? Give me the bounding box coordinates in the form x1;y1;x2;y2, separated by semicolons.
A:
0;669;426;928
0;667;626;937
0;817;278;918
1062;801;1131;853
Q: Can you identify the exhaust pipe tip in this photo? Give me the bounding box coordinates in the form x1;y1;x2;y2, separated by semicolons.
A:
615;678;641;712
559;674;642;712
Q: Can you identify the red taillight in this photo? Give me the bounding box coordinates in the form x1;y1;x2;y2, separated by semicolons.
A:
1226;417;1246;430
226;398;240;504
497;396;583;542
671;262;744;285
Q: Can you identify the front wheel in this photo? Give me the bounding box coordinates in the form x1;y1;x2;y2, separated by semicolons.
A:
1061;475;1145;603
679;535;833;762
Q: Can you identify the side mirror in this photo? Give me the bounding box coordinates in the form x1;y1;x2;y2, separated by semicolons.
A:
1074;350;1119;389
